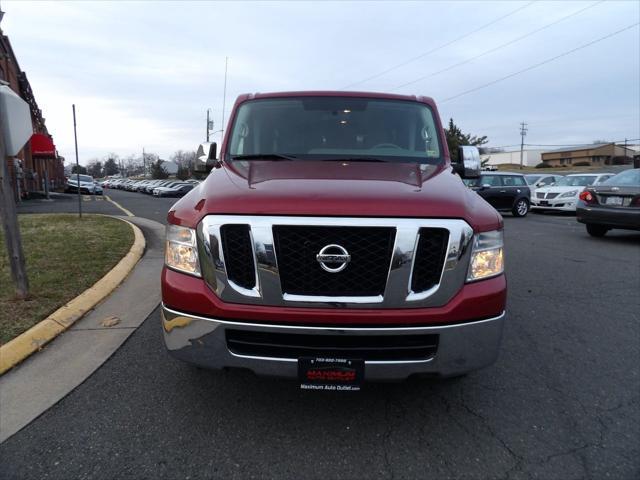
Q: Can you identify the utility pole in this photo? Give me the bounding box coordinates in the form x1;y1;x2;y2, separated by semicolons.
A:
519;121;528;170
73;104;82;218
0;118;29;298
142;147;146;177
0;83;31;298
624;138;628;164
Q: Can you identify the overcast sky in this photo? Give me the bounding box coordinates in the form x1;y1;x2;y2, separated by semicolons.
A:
2;0;639;164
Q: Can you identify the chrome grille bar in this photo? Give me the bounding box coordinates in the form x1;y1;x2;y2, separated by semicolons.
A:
197;216;474;309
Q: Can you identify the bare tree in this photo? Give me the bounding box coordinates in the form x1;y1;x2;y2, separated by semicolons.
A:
123;154;144;176
171;150;197;178
87;159;103;178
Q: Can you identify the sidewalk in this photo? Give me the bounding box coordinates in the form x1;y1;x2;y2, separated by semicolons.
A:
0;216;165;443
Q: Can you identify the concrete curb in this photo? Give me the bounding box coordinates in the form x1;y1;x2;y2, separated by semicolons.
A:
0;216;145;375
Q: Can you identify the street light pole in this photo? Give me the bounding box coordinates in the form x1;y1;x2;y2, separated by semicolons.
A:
73;104;82;218
221;57;228;138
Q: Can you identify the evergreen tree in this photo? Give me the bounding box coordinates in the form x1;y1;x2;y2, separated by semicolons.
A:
445;118;488;162
150;159;169;179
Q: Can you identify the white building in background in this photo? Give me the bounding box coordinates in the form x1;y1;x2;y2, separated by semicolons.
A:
481;149;544;167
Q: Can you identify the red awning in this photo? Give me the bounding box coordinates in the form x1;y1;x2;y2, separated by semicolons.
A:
30;133;56;157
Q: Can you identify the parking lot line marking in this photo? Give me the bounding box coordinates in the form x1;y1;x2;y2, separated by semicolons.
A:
105;195;134;217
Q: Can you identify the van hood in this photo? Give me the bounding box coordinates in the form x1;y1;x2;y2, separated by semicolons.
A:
169;160;502;232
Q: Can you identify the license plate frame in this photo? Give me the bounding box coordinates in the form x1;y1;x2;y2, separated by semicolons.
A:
298;357;364;391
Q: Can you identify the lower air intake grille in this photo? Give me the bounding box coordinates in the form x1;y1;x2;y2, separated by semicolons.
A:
226;330;439;361
411;228;449;292
221;224;256;289
273;226;396;296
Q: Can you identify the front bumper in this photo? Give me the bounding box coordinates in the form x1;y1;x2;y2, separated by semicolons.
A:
162;305;506;380
576;203;640;230
531;198;577;211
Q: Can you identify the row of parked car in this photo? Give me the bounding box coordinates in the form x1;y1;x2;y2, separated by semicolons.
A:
464;169;640;237
101;178;200;197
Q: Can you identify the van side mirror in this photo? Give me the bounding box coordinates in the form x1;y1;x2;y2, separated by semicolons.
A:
453;146;481;179
194;142;218;173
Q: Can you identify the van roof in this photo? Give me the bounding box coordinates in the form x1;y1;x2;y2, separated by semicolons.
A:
240;90;436;105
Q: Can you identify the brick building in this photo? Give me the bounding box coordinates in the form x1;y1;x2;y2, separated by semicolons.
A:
1;8;64;200
541;143;635;167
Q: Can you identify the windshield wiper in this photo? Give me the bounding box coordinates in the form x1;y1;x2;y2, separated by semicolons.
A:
230;153;298;161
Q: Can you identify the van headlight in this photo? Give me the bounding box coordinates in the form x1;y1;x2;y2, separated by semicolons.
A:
467;230;504;282
165;225;201;276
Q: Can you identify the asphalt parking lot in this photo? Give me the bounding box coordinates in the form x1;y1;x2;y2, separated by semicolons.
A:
2;189;639;479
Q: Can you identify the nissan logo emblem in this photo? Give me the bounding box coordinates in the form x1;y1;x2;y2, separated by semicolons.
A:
316;244;351;273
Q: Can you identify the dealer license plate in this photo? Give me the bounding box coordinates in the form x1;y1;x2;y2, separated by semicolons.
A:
540;200;549;206
298;357;364;391
605;196;623;206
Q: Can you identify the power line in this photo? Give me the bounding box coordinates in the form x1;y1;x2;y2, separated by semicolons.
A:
340;0;537;90
440;22;639;103
524;138;640;146
392;0;603;91
483;139;640;151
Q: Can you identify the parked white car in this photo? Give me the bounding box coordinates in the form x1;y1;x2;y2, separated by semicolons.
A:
531;173;615;212
524;174;564;199
65;174;101;194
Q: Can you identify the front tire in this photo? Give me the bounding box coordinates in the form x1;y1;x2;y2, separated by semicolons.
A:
586;224;609;237
512;198;529;217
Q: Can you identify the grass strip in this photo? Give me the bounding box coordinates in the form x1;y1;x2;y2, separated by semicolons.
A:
0;214;133;344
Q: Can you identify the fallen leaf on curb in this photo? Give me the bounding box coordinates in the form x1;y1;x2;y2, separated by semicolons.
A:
100;316;121;328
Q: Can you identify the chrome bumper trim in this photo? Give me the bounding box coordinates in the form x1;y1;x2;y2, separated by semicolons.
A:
162;305;505;380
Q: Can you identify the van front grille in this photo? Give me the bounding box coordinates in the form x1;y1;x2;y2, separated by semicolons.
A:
411;228;449;292
273;226;395;297
221;224;256;289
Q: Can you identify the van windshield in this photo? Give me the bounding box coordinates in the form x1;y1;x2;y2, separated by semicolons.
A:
227;97;443;164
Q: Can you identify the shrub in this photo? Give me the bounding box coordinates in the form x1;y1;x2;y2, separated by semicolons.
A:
535;162;552;168
573;161;591;167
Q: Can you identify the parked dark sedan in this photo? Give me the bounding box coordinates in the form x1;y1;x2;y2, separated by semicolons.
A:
576;168;640;237
464;172;531;217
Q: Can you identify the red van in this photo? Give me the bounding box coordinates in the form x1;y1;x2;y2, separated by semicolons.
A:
162;91;505;389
